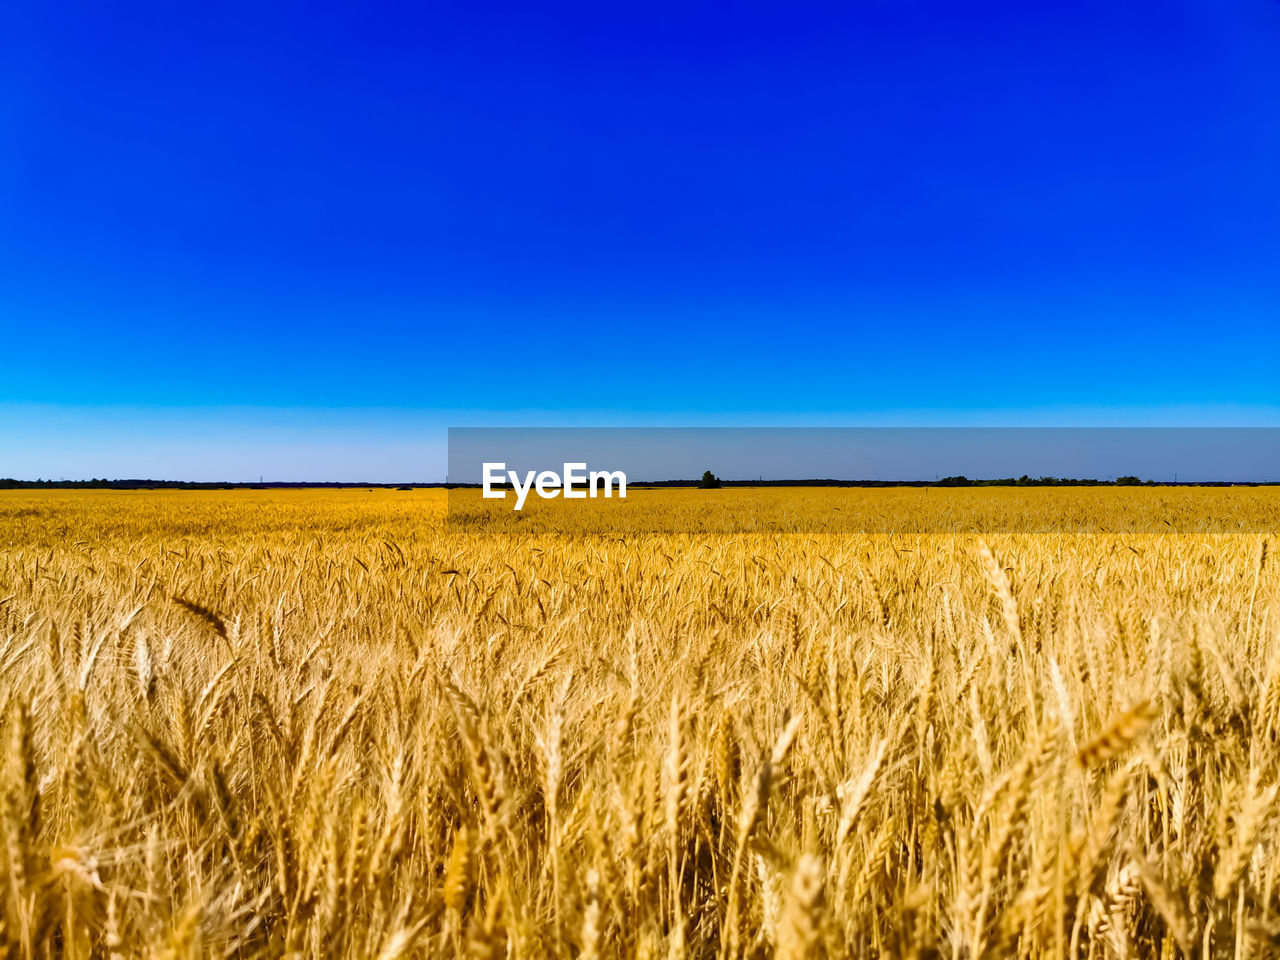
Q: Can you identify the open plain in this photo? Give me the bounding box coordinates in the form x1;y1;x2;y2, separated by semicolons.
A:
0;488;1277;958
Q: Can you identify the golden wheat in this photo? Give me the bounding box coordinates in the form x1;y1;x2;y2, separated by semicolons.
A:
0;487;1276;958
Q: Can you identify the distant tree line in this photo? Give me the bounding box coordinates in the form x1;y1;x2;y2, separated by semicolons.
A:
934;474;1152;487
0;479;441;490
641;476;1267;487
1;476;1268;490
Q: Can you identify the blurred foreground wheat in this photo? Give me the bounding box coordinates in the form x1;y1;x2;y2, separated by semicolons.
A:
0;488;1277;959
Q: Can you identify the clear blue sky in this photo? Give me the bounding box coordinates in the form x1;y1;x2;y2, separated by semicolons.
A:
2;1;1279;479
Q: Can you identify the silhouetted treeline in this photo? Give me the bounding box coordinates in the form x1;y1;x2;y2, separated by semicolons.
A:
640;477;1266;488
0;479;445;490
935;474;1138;487
1;477;1271;490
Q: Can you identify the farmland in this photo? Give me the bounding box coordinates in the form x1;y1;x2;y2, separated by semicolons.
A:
0;488;1277;958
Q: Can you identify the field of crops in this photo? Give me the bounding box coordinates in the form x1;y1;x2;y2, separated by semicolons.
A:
0;488;1277;958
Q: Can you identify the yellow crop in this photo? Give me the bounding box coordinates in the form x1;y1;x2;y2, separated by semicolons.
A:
0;488;1276;958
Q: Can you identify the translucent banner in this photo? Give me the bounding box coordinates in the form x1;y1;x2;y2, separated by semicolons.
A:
446;427;1280;533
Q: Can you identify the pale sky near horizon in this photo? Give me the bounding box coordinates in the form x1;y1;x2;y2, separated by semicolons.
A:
5;404;1280;482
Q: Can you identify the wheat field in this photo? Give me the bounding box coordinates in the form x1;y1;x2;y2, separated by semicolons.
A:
0;488;1277;959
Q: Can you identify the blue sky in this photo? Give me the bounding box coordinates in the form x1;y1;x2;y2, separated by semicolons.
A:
2;1;1279;479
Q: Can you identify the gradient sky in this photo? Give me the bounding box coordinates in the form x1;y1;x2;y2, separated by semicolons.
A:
3;1;1279;479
